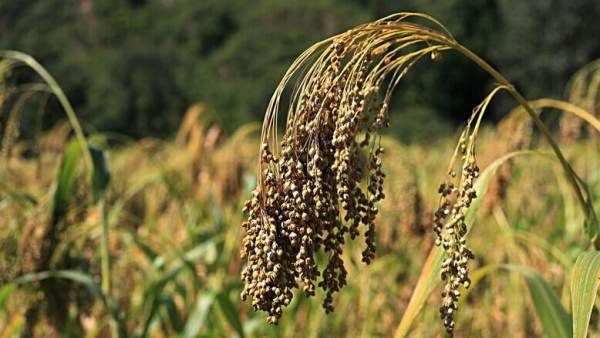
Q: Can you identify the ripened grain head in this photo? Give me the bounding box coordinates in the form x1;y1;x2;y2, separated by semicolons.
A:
239;13;512;335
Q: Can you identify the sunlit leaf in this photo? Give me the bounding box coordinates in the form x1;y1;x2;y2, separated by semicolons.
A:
571;251;600;338
183;292;215;338
52;139;82;221
0;283;16;310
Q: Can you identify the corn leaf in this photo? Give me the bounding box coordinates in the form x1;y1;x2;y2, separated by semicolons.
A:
571;251;600;338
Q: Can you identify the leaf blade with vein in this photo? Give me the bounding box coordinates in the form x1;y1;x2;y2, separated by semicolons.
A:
571;251;600;338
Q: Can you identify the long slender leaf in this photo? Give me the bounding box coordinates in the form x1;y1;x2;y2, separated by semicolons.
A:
139;239;218;337
217;290;245;338
161;294;183;332
15;269;99;294
52;139;82;221
505;265;571;338
0;50;92;169
571;251;600;338
183;292;215;338
0;283;16;310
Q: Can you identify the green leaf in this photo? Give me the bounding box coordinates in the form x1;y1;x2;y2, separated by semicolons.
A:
217;290;245;338
90;145;110;204
15;269;101;296
52;139;82;221
161;294;183;332
0;282;17;310
571;251;600;338
139;240;218;338
183;292;216;338
131;234;158;262
505;265;571;338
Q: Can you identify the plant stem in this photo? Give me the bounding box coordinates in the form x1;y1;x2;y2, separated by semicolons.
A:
448;41;598;246
100;198;111;296
0;50;93;170
99;197;120;337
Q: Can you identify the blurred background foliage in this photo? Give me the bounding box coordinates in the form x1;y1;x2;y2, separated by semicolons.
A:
1;0;599;141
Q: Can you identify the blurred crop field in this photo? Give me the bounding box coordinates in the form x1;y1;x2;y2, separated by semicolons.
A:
1;3;600;338
0;55;598;338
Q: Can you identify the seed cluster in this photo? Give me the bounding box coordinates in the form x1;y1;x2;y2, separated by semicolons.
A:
240;14;487;333
241;38;392;323
434;163;478;335
432;100;491;335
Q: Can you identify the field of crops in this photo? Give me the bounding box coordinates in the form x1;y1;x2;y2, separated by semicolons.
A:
1;12;600;338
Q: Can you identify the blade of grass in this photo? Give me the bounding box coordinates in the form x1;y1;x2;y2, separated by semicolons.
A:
88;144;115;336
161;294;183;332
0;283;16;310
217;289;245;338
504;265;571;338
393;246;443;338
571;251;600;338
0;50;91;169
138;239;219;337
183;292;216;338
53;139;82;221
90;145;110;204
526;98;600;132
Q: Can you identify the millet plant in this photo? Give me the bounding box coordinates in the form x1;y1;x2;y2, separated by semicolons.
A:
239;13;599;336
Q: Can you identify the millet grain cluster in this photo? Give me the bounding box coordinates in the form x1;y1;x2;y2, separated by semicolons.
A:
432;95;497;335
241;40;389;323
240;14;483;335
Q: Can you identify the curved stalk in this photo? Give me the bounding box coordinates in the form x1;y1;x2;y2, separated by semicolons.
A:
526;98;600;132
0;50;92;170
447;41;598;246
394;39;599;338
242;13;598;335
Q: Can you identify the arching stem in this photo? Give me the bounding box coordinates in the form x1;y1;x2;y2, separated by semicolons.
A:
448;41;598;247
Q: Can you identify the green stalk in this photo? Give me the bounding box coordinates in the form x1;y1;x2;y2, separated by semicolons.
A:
99;197;119;337
100;198;111;296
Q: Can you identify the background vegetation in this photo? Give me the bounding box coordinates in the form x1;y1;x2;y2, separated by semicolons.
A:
0;1;599;338
2;0;600;138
